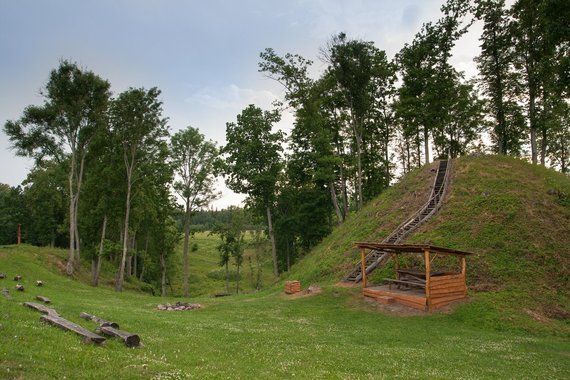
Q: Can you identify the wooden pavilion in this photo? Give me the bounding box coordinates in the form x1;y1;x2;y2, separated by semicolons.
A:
355;242;474;311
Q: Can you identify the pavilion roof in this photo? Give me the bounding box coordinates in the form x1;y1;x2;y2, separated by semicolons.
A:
354;242;474;257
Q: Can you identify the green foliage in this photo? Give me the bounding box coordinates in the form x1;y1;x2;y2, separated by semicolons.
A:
474;0;526;155
223;104;283;205
0;184;27;245
170;125;219;296
3;60;112;274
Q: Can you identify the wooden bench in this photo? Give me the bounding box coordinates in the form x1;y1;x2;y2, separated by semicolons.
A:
383;278;426;290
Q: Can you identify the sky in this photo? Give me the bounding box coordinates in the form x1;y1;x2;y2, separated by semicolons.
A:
0;0;481;208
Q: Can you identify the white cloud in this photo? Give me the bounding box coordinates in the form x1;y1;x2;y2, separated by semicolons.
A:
185;84;280;111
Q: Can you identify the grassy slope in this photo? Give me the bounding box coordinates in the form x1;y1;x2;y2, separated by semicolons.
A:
287;155;570;334
1;245;569;379
57;232;276;297
168;232;277;296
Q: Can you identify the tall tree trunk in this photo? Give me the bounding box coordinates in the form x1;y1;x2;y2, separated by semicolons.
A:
116;167;132;292
92;215;107;287
182;198;191;297
423;126;430;164
266;205;279;278
384;133;390;186
159;252;166;297
355;133;364;210
66;151;77;275
286;239;291;271
329;182;343;224
540;88;549;166
225;261;229;293
529;89;538;164
236;263;240;294
340;163;349;217
73;152;87;271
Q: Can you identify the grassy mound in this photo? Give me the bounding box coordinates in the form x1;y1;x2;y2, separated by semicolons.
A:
287;155;570;334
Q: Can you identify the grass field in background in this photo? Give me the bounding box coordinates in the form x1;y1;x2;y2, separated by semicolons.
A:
1;245;570;379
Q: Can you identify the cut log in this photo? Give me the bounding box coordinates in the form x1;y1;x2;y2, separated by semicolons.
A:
79;312;119;329
36;296;51;304
98;326;140;348
15;284;24;291
1;288;11;299
40;314;106;345
23;302;59;316
14;275;22;281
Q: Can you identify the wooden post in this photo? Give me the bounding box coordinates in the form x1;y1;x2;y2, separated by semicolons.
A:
360;248;367;289
394;254;400;280
424;249;431;311
17;224;21;245
461;256;467;295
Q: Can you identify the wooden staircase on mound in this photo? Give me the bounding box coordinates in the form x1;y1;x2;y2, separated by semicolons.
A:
343;159;451;284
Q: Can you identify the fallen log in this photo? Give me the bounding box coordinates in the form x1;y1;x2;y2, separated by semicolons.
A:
40;314;106;345
79;312;119;329
1;288;11;299
98;326;140;348
23;302;59;316
36;296;51;304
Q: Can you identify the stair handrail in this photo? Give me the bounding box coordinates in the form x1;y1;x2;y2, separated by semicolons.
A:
346;159;452;282
384;159;451;243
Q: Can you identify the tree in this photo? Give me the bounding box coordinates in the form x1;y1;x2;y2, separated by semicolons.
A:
212;208;245;294
170;126;219;297
259;48;344;224
109;87;169;292
474;0;526;155
0;184;28;245
21;160;67;247
4;60;110;274
325;33;377;210
397;2;471;166
432;77;485;158
223;105;283;278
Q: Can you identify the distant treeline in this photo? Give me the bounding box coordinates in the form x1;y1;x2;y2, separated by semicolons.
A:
174;208;258;232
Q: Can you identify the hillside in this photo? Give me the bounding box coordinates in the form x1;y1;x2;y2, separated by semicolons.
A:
287;155;570;333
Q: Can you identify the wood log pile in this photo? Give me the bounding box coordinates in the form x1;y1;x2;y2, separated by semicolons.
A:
40;314;106;345
80;312;141;348
80;312;119;328
157;302;202;311
1;288;11;299
23;302;141;347
35;296;51;304
24;302;59;316
284;280;301;294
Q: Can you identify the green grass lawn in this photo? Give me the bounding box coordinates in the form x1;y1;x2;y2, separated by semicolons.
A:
1;245;569;379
